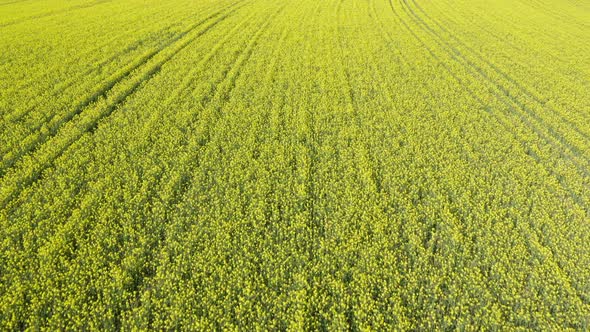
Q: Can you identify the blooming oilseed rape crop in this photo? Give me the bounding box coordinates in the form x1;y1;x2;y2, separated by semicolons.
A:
0;0;589;329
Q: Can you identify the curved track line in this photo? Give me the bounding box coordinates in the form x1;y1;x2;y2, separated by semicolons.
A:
2;3;192;122
0;0;250;209
392;0;589;308
13;11;267;320
397;0;590;180
371;0;507;320
408;0;590;143
133;9;260;155
0;0;248;178
405;2;590;305
123;3;291;315
0;0;31;7
389;0;589;212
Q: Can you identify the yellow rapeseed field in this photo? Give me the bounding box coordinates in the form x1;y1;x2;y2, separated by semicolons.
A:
1;0;589;329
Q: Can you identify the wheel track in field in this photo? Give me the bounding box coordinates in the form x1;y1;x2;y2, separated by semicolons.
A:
85;0;282;300
1;9;265;322
0;0;250;209
164;0;289;204
395;0;590;206
147;3;292;301
396;0;590;209
4;37;156;122
430;2;590;84
0;0;248;177
390;0;590;309
11;0;271;255
1;5;262;322
1;1;230;127
394;0;581;309
335;1;408;326
134;10;260;151
371;0;506;321
427;1;590;88
1;0;245;161
4;0;245;108
0;0;113;28
407;0;590;144
373;0;511;320
398;0;590;175
393;0;590;183
0;0;31;7
525;0;590;30
403;32;571;320
123;2;290;315
114;7;261;211
0;9;184;153
399;0;590;177
2;3;190;121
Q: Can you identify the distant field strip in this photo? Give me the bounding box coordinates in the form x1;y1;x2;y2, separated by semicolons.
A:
1;0;589;330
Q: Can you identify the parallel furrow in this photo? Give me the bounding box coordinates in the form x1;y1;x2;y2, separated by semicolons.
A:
0;0;248;177
0;0;249;209
132;3;290;313
2;3;189;121
371;0;506;319
0;0;31;6
392;0;589;309
389;0;590;210
398;0;590;179
164;1;288;206
399;4;590;213
407;0;590;144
